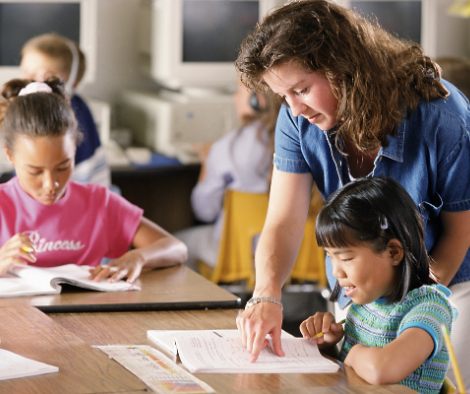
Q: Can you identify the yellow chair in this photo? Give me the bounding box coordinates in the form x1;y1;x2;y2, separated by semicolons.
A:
198;186;326;288
289;185;326;286
198;190;268;287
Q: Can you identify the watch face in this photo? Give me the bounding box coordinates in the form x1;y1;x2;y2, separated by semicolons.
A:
246;298;257;308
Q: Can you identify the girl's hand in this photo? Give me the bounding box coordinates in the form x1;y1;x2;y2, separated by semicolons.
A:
299;312;344;349
0;234;37;276
88;249;146;284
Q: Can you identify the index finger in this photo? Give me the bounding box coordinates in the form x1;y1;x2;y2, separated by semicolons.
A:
250;330;270;363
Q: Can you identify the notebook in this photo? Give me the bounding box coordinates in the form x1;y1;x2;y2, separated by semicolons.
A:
0;263;140;298
147;329;340;374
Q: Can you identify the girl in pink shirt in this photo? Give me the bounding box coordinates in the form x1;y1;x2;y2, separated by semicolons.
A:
0;78;187;283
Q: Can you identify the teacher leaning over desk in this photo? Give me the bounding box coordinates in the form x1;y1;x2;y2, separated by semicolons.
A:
234;0;470;388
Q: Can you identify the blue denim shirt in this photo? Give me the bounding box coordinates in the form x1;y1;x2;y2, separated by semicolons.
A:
273;80;470;308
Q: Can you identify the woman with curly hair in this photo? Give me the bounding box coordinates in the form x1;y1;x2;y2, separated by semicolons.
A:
236;0;470;385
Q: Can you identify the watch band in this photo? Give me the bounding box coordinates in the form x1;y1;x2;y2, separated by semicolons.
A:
245;296;283;310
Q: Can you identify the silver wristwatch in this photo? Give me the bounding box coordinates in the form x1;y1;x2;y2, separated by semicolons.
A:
245;296;283;310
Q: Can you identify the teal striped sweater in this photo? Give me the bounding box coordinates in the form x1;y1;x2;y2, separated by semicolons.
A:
339;284;458;394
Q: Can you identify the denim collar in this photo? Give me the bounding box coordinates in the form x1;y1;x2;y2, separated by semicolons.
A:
380;121;405;163
323;120;406;165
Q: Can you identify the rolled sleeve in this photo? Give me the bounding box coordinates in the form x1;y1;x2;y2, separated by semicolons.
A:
274;106;311;174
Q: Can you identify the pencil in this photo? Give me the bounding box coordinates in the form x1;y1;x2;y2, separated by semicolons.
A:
441;324;466;394
311;319;346;340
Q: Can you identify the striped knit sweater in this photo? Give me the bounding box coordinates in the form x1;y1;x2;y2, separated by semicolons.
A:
339;284;458;394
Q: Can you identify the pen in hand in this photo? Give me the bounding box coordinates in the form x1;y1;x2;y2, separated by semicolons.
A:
311;319;346;340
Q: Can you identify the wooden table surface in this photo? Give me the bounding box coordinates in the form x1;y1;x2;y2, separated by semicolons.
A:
0;306;147;394
49;309;415;394
0;265;240;312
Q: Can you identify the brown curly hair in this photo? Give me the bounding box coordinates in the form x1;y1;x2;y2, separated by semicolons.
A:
235;0;449;152
0;77;82;151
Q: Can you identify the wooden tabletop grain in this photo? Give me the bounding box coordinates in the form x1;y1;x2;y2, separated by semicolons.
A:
0;264;240;312
0;306;147;393
49;309;416;394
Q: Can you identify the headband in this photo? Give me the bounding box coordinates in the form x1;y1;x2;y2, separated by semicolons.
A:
19;82;53;96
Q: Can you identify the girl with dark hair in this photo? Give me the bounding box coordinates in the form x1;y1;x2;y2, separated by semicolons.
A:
300;177;457;394
235;0;470;385
0;78;187;282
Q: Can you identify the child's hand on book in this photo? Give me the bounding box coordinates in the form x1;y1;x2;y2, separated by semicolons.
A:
300;312;344;349
88;249;145;284
0;233;36;276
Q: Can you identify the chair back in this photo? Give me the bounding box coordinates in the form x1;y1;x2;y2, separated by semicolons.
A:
209;189;268;287
290;186;327;286
199;187;326;288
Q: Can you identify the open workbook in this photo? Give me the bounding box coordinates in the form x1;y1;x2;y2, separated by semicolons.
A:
147;329;339;374
0;264;140;298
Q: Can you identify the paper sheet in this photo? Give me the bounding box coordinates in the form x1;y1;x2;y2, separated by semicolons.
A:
175;337;340;373
0;349;58;380
147;329;294;355
95;345;214;393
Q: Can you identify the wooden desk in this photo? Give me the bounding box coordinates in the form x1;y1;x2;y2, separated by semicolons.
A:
49;309;415;394
0;265;240;313
0;306;147;393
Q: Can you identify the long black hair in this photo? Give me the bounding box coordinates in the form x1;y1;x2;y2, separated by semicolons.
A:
316;177;436;304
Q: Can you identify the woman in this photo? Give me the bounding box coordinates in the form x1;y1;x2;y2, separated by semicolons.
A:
235;0;470;386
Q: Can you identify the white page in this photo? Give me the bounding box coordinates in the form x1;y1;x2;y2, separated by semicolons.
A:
0;349;58;380
147;329;294;355
95;345;215;393
0;264;140;298
0;272;60;297
175;337;339;374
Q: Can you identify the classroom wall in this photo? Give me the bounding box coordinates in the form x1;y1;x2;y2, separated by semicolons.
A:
77;0;160;110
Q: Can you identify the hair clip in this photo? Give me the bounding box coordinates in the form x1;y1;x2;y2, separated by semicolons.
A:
380;215;388;230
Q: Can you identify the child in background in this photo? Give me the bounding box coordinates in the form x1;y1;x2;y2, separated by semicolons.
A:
175;80;281;271
20;33;110;187
0;78;187;282
300;177;458;394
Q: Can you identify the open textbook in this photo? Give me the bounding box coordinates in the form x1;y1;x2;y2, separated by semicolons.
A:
147;329;339;374
0;349;58;380
0;264;140;298
147;329;292;355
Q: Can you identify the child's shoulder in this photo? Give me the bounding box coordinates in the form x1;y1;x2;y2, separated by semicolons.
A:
403;284;458;322
67;180;111;199
406;284;451;301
